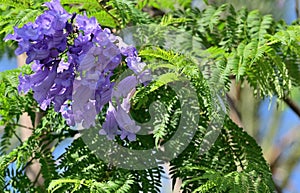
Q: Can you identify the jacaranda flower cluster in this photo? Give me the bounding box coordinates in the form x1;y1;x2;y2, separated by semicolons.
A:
4;0;150;141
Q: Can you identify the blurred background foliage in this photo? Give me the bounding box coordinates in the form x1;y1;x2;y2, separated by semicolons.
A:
200;0;300;192
207;0;287;19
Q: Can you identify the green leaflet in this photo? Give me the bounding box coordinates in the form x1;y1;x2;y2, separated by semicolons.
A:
48;176;134;193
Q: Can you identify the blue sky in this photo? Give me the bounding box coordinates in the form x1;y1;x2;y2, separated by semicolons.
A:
259;98;300;193
0;53;16;71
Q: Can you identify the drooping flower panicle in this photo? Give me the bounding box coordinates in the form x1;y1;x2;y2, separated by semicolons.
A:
5;0;150;141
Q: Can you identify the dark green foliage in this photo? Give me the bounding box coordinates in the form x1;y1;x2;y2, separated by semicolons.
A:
138;47;275;192
173;117;275;193
46;136;163;192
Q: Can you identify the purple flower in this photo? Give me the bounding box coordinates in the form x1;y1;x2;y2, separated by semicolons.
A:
53;88;72;112
112;75;138;99
42;0;71;32
26;48;50;64
99;102;120;140
5;0;151;142
100;100;140;142
116;106;140;134
60;104;75;126
13;23;41;41
115;36;152;84
120;130;137;141
52;67;75;111
93;30;111;46
125;56;147;74
18;67;51;94
76;14;100;35
81;101;97;128
44;0;69;15
100;76;140;141
95;73;114;112
14;40;31;55
57;60;70;73
32;66;58;110
18;74;31;94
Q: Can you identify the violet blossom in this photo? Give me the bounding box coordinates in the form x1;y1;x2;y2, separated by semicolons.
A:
4;0;151;141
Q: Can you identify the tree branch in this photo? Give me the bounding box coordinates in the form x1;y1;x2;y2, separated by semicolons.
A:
283;97;300;118
275;183;283;193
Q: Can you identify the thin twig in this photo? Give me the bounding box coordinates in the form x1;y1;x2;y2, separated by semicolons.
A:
32;169;42;187
296;0;299;19
14;123;34;130
12;130;23;144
